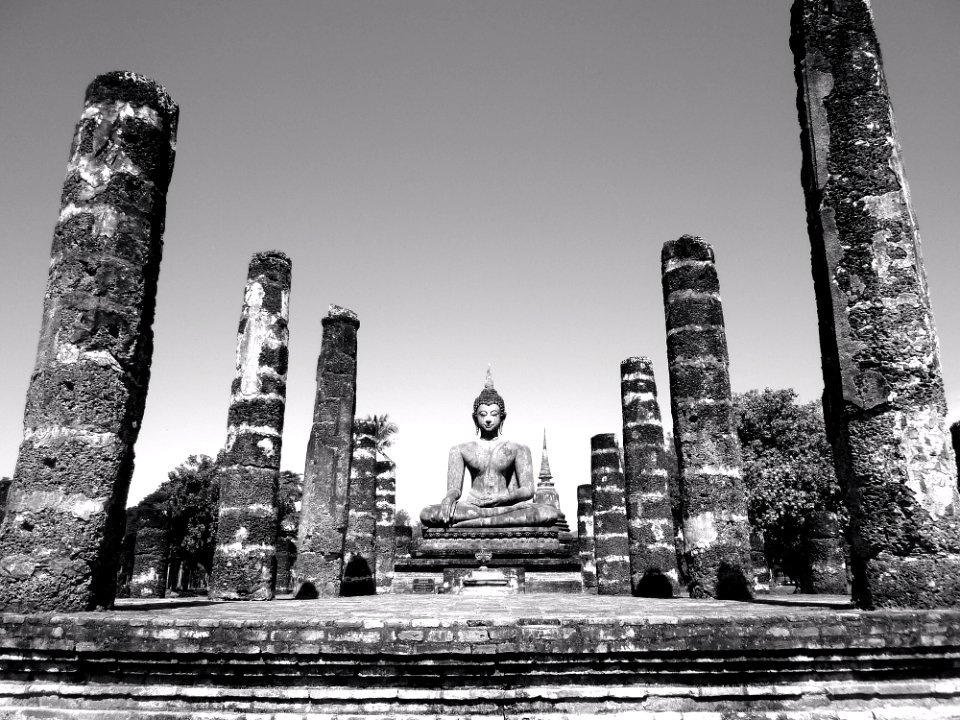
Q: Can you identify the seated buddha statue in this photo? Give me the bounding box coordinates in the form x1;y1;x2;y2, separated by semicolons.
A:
420;371;560;529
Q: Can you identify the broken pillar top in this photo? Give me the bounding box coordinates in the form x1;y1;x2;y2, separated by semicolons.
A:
249;251;292;282
662;234;714;264
85;71;178;121
621;356;653;373
322;304;360;329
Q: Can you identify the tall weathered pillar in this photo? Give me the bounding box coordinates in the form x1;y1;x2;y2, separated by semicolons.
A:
374;453;397;594
129;502;169;599
209;252;291;601
661;235;752;599
620;357;679;597
576;484;597;591
342;429;377;596
591;434;631;596
792;0;960;608
0;72;178;611
293;306;359;598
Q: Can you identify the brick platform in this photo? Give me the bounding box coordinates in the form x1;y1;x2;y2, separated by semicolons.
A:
2;594;960;718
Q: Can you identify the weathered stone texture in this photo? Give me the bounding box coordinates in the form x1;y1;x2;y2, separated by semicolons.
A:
342;431;377;596
209;251;291;601
590;434;630;596
661;235;752;599
792;0;960;608
620;357;678;597
0;72;178;611
128;503;168;598
576;484;597;590
4;598;958;718
0;479;10;526
292;306;359;598
808;511;847;594
374;454;397;594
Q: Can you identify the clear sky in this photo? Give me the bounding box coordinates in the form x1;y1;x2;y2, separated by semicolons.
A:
1;1;958;520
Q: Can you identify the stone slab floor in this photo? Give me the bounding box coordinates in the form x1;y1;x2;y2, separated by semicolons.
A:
109;592;853;623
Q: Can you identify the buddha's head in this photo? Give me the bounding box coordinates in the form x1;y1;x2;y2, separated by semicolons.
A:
472;368;506;435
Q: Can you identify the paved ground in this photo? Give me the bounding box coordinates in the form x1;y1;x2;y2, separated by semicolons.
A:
100;592;855;624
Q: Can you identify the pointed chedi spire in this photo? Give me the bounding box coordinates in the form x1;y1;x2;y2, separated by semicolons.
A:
538;429;553;485
533;428;570;533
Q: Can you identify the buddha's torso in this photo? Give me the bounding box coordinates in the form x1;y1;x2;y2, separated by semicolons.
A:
460;437;520;503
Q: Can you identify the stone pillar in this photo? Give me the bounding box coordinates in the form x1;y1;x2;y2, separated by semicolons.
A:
395;525;413;558
591;434;630;595
0;72;178;611
661;235;752;599
292;305;359;598
792;0;960;608
208;252;291;601
620;357;679;597
129;503;169;598
951;420;960;488
0;479;10;526
341;430;377;596
808;512;847;595
576;484;597;591
374;453;397;594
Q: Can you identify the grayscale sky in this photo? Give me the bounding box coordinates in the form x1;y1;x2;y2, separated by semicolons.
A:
1;1;958;519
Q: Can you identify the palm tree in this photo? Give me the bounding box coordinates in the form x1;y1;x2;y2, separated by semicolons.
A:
353;413;399;457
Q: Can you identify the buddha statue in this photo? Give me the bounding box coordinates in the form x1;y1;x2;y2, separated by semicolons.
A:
419;371;560;529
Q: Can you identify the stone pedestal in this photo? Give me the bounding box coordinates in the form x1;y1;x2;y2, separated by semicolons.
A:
293;306;359;598
661;235;752;600
393;527;581;594
210;251;291;601
792;0;960;608
0;72;178;611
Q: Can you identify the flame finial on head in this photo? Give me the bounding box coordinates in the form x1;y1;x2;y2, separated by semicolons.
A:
473;365;506;430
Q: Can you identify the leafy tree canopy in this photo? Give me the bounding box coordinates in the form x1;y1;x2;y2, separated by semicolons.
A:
353;413;399;457
141;454;220;573
733;388;843;587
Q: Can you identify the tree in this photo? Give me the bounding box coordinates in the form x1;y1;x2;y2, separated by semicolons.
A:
353;414;399;457
149;454;220;587
733;389;843;590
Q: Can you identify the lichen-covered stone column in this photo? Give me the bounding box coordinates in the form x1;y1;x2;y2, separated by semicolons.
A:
591;434;630;596
792;0;960;608
374;453;396;594
620;357;679;597
209;252;291;601
129;503;169;598
808;511;847;594
292;306;359;598
576;484;597;591
0;72;178;611
661;235;752;599
342;430;377;596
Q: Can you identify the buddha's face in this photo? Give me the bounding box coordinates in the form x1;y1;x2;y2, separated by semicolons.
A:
475;403;503;435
